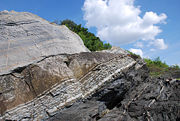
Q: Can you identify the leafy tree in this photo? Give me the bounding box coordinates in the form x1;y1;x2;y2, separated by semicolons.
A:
104;43;112;49
55;19;112;51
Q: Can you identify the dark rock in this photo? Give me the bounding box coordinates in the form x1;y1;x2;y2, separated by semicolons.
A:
0;52;136;120
47;60;180;121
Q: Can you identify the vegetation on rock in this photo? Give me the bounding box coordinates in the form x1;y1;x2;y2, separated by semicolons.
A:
54;19;112;51
144;57;179;77
144;57;168;77
127;50;141;60
53;19;180;78
128;51;180;78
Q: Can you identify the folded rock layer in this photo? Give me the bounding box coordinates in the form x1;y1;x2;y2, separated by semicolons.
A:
0;52;136;120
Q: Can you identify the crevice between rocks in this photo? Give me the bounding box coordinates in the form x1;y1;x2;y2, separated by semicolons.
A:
1;21;39;26
11;66;27;74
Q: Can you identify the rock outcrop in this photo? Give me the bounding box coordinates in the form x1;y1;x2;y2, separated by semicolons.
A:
48;59;180;121
0;10;89;75
101;46;129;55
0;11;179;121
0;52;136;120
1;51;179;121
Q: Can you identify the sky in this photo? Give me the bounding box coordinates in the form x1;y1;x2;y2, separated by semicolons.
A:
0;0;179;65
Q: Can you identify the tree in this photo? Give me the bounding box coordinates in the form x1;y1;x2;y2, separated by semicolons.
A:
58;19;112;51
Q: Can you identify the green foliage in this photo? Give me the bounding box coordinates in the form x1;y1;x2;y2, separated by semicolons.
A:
169;65;180;70
144;57;180;77
103;43;112;50
56;19;112;51
144;57;169;68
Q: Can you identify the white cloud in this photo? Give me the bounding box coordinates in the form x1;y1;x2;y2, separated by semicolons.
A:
142;12;167;26
153;39;168;50
83;0;167;48
129;48;143;57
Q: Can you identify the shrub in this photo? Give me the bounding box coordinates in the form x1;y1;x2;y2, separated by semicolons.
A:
53;19;112;51
144;57;180;77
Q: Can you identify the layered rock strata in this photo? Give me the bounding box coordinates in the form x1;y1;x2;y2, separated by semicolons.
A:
48;59;180;121
0;10;179;121
0;52;136;120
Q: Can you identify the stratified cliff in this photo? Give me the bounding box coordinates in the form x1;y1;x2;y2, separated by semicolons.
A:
1;51;179;121
47;51;180;121
48;60;180;121
0;52;136;120
0;11;179;121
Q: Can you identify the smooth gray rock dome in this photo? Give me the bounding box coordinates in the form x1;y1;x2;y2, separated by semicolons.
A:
0;10;89;75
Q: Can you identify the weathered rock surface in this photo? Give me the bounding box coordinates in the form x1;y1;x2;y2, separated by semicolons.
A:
0;11;179;121
48;59;180;121
0;10;89;75
163;69;180;79
0;52;136;120
1;51;179;121
101;46;129;55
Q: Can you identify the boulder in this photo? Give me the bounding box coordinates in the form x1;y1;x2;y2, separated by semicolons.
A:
0;10;89;75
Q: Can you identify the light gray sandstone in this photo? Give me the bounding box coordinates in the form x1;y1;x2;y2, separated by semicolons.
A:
0;10;89;75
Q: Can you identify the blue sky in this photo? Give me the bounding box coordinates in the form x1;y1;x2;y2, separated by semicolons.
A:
0;0;179;65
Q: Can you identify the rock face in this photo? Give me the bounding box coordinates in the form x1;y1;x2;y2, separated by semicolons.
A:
0;11;179;121
0;52;136;120
1;52;179;121
47;59;180;121
101;46;129;55
0;10;89;75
